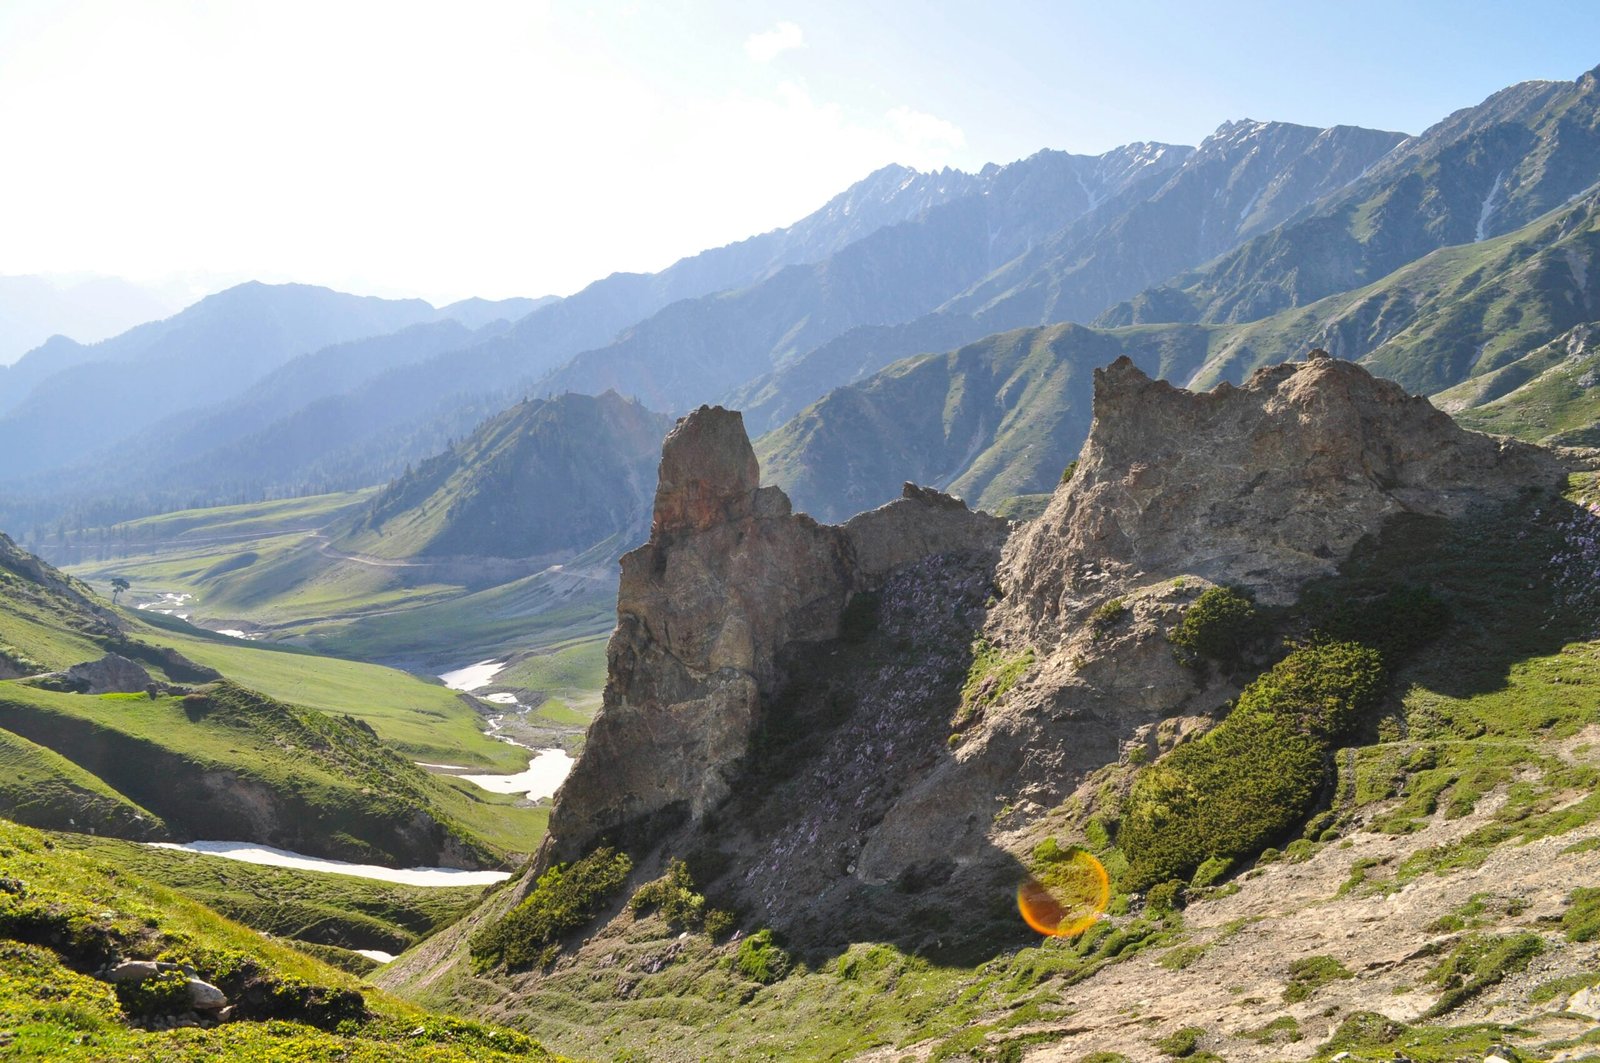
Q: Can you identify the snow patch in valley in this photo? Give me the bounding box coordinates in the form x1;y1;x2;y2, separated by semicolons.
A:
457;748;574;800
354;949;396;964
437;659;506;691
145;841;510;887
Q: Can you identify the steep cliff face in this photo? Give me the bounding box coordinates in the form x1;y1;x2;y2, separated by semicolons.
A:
545;407;1009;861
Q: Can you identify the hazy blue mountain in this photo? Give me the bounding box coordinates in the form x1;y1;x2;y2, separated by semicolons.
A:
727;122;1406;433
537;144;1192;411
458;164;999;390
757;182;1600;525
0;274;182;366
437;295;556;329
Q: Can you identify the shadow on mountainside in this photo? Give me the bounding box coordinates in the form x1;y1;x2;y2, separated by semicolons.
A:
1298;487;1599;727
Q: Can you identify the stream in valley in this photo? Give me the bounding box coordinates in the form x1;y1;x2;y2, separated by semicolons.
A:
431;658;576;800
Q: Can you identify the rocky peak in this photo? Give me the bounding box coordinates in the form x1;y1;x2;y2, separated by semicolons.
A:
650;406;764;535
1000;352;1565;639
544;407;1008;863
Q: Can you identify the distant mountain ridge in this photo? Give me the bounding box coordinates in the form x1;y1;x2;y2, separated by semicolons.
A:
1099;63;1600;328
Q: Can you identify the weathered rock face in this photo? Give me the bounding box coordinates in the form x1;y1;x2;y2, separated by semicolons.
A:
1001;352;1565;640
63;653;155;695
545;407;1008;861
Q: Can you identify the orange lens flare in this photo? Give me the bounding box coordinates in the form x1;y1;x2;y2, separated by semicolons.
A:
1017;849;1109;937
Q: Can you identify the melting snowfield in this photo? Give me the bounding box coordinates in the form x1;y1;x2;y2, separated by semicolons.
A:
457;747;574;799
430;658;577;798
437;659;507;691
145;841;511;887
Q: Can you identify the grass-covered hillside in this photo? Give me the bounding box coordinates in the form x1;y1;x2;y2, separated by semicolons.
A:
55;835;488;977
0;529;549;865
347;391;671;561
0;680;525;868
0;816;561;1061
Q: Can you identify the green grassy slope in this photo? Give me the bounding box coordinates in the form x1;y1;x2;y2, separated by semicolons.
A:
344;392;669;561
756;322;1214;521
0;727;167;838
1447;324;1600;445
130;614;523;771
55;835;487;968
0;816;558;1061
0;680;527;868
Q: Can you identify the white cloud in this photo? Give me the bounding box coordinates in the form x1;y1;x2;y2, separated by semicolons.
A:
886;105;967;154
745;21;803;63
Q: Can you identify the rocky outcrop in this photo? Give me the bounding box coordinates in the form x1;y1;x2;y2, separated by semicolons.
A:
1001;351;1565;639
545;407;1008;861
62;653;155;695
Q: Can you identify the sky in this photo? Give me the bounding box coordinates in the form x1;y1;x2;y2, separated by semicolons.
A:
1;0;1598;306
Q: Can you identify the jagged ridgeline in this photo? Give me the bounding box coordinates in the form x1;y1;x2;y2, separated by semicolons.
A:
379;353;1600;1062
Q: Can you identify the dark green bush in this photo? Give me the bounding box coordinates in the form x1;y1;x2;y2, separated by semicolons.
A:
734;928;791;984
1120;641;1385;889
1169;586;1265;670
1282;954;1353;1002
702;908;736;940
1090;598;1128;636
468;847;632;971
112;969;189;1016
1315;584;1451;662
1144;879;1185;914
838;591;881;643
629;859;704;928
1153;1025;1204;1057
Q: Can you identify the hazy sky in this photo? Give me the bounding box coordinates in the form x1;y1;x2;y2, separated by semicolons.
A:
2;1;1597;304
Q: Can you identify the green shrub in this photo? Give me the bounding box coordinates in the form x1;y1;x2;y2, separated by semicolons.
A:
1060;460;1079;485
734;928;791;984
1153;1025;1205;1057
1169;586;1265;670
1189;857;1233;889
1120;641;1385;889
468;846;631;971
1090;598;1128;636
112;968;189;1016
702;908;736;940
1423;931;1544;1016
1563;886;1600;942
1144;879;1185;914
1282;954;1353;1002
629;859;705;930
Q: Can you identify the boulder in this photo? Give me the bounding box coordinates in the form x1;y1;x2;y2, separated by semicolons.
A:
186;978;228;1011
63;653;155;695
